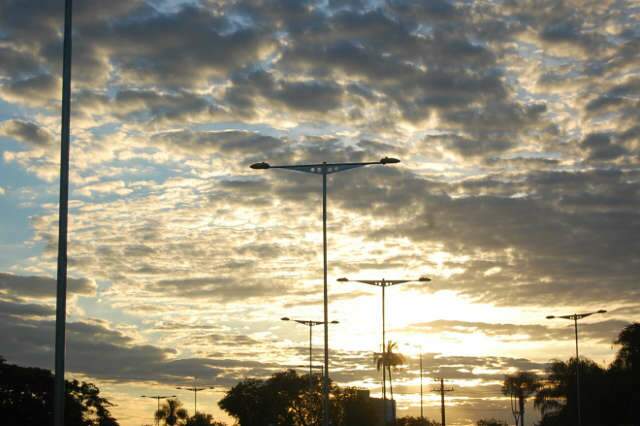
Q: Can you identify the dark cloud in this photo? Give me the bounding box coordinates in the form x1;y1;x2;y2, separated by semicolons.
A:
147;276;285;301
402;319;629;345
151;129;286;156
0;272;96;299
0;119;54;147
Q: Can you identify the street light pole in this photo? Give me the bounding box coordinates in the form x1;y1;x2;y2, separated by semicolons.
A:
176;383;217;415
546;309;607;426
54;2;73;426
141;395;176;426
251;157;400;426
338;276;430;425
420;351;423;420
281;317;339;389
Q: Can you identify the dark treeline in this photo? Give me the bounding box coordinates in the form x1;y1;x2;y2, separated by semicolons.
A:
1;323;638;426
503;322;639;426
0;356;118;426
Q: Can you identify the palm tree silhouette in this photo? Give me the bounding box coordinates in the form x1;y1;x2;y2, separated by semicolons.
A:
502;371;540;426
155;398;189;426
374;341;406;402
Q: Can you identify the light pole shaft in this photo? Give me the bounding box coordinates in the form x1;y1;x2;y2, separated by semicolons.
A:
382;283;387;424
574;317;581;426
440;378;445;426
322;168;330;426
420;353;423;420
309;323;313;389
54;1;73;426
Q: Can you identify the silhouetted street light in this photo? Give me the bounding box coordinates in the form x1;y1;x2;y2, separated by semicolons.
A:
141;395;176;426
546;309;607;426
338;276;430;424
176;383;218;414
281;317;339;388
251;157;400;426
54;1;73;426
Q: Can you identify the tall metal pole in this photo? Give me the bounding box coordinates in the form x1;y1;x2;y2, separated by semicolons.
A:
420;352;423;420
440;378;445;426
309;323;313;389
322;164;330;426
382;282;387;424
157;398;160;426
574;317;582;426
251;157;402;426
54;1;73;426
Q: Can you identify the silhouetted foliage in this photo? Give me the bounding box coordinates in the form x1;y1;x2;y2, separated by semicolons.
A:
502;371;540;426
535;322;640;426
374;341;406;402
184;412;227;426
218;369;382;426
397;415;439;425
476;419;507;426
155;399;188;426
0;356;118;426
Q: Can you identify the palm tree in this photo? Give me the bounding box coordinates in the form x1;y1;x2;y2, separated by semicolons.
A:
374;341;406;402
502;371;540;426
156;399;189;426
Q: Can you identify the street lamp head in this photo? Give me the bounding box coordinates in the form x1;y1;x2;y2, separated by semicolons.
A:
546;315;555;319
337;277;349;282
250;162;270;170
331;320;339;324
281;317;290;321
597;309;607;314
380;157;400;165
418;276;431;282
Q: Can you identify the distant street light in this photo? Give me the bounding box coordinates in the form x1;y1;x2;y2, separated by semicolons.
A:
546;309;607;426
140;395;176;426
176;383;219;415
338;276;430;424
251;157;400;426
281;316;339;388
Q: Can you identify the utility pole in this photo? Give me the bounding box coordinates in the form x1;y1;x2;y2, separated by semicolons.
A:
432;378;454;426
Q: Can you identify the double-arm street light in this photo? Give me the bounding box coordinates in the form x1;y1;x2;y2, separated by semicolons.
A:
546;309;607;426
251;157;400;426
140;395;176;426
176;384;219;415
338;276;430;424
281;317;339;389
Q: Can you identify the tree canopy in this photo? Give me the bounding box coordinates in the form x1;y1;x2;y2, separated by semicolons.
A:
0;357;119;426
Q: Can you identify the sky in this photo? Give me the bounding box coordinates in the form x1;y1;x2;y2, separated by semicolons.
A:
0;0;639;425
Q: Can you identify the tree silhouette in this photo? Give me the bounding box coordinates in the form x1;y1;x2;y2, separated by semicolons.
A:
184;412;226;426
502;371;540;426
155;399;188;426
374;341;406;402
476;419;507;426
0;357;118;426
218;369;382;426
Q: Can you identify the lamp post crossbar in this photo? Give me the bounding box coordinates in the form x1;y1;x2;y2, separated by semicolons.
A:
252;157;400;426
141;395;176;426
281;317;338;389
546;309;607;426
338;276;430;425
176;385;216;415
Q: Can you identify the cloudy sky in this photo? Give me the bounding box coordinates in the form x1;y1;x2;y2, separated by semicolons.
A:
1;0;639;424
